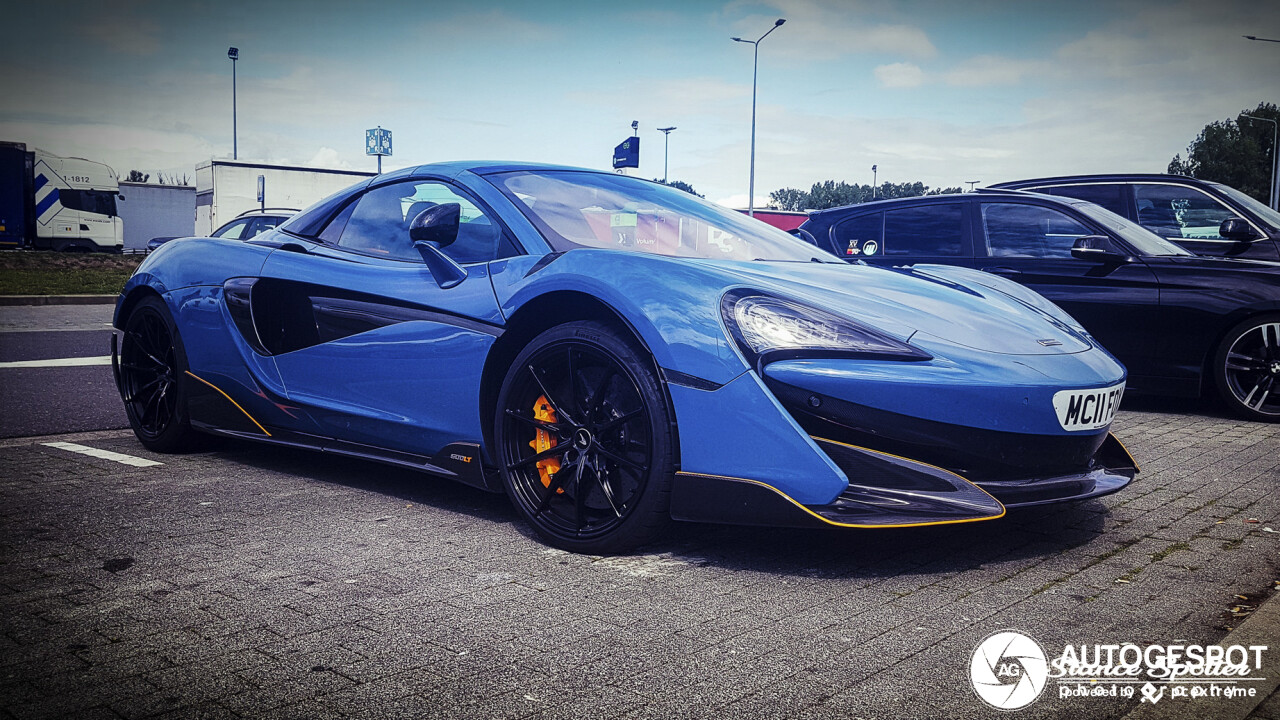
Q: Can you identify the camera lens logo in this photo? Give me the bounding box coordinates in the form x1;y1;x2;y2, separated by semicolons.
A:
970;630;1049;710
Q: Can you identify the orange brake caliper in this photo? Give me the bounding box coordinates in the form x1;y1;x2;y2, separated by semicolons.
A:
530;396;563;492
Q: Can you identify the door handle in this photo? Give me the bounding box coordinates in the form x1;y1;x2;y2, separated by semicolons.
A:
279;242;310;254
981;266;1021;275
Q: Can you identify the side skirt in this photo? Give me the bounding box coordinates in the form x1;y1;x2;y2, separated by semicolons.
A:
191;422;503;493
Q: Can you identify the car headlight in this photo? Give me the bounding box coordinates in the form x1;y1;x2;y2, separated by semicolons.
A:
721;291;931;367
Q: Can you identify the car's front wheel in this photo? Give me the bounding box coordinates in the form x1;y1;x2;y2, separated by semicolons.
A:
1213;313;1280;422
117;296;204;451
494;321;674;553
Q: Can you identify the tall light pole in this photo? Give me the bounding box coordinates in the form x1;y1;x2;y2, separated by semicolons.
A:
872;164;877;198
658;127;677;182
965;180;981;192
1243;35;1280;43
228;47;239;160
732;18;785;216
1243;114;1279;210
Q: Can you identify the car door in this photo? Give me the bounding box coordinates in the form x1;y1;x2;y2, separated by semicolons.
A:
975;201;1163;381
253;178;511;455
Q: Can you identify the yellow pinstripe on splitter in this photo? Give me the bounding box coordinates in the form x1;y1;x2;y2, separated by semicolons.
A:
676;441;1007;531
184;371;271;437
1109;434;1140;473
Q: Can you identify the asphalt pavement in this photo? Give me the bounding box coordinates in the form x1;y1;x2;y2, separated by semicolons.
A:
0;304;127;438
0;299;1277;719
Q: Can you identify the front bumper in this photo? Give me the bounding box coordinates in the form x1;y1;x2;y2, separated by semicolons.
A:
671;433;1136;529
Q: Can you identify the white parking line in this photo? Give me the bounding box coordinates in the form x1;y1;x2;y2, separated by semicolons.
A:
0;356;113;368
42;442;162;467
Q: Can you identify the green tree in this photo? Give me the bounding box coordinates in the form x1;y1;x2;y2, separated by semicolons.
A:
125;170;149;183
1168;102;1278;203
769;179;963;211
654;179;703;198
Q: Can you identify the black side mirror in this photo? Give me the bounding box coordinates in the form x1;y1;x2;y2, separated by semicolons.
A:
409;203;460;247
408;203;466;289
1219;217;1260;241
1070;235;1133;263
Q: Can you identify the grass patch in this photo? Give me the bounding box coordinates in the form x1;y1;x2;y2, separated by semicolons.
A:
0;251;141;295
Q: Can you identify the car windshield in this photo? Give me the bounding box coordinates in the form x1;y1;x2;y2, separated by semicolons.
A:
1064;198;1193;256
1213;182;1280;231
488;170;828;262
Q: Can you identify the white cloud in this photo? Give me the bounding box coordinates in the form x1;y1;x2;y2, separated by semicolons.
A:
943;55;1042;87
306;147;353;169
874;62;924;88
727;0;937;62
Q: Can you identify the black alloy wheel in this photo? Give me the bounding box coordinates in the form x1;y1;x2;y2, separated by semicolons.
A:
117;296;202;451
1215;314;1280;422
495;321;674;553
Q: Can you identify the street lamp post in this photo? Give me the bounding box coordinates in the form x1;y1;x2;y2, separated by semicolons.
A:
732;18;785;216
228;47;239;160
872;164;877;198
658;127;676;183
1243;114;1280;210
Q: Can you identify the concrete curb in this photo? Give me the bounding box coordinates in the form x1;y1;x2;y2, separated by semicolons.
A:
0;295;118;306
1121;584;1280;720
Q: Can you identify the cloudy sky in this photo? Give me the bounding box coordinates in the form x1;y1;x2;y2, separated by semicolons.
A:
2;0;1277;206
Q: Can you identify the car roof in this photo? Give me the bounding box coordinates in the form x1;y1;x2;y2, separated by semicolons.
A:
805;189;1062;219
990;174;1220;190
388;160;620;179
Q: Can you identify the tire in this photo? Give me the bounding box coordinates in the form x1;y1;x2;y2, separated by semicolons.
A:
117;296;204;451
1213;313;1280;422
494;321;674;554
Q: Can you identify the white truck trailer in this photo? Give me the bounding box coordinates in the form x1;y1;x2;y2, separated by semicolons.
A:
194;160;374;236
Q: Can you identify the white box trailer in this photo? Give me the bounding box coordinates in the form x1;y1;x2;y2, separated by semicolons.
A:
194;160;374;236
117;182;195;251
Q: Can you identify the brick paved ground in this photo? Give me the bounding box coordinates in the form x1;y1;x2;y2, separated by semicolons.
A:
0;400;1277;719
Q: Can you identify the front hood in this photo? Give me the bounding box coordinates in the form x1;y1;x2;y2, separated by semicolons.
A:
700;259;1093;355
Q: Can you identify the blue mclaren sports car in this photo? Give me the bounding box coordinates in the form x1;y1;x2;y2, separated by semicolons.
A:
112;162;1137;553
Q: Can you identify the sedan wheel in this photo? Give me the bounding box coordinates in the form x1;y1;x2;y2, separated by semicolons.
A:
495;321;674;553
1214;314;1280;422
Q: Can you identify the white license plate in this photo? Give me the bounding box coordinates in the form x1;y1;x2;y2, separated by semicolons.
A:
1052;383;1125;431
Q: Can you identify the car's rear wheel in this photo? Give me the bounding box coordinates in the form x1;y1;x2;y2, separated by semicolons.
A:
495;321;674;554
118;296;203;451
1214;313;1280;422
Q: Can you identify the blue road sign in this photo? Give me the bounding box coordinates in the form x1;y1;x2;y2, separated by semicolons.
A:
366;127;392;156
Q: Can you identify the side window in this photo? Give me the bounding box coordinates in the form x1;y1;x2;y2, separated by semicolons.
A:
1036;184;1126;216
214;219;251;239
882;204;964;256
250;217;283;237
1133;184;1236;240
832;212;883;257
982;203;1093;258
335;180;510;264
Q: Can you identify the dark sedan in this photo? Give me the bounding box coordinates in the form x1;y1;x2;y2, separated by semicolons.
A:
798;190;1280;421
990;174;1280;262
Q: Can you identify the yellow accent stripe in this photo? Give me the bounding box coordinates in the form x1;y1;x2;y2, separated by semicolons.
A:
675;467;1005;530
184;371;271;437
1109;433;1140;473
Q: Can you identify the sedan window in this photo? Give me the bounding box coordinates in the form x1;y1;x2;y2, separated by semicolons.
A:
882;204;964;256
982;203;1092;258
1133;184;1236;240
1033;184;1126;216
832;212;883;257
213;219;251;239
